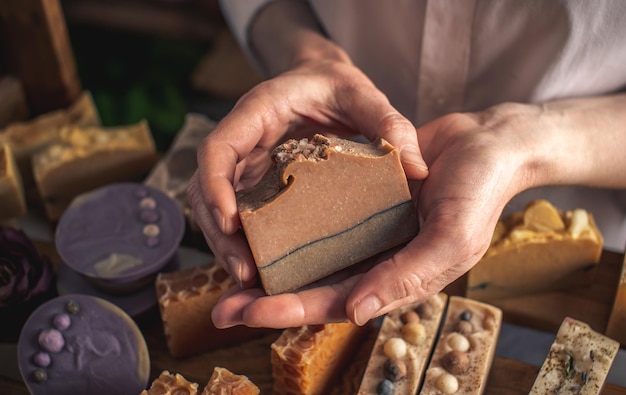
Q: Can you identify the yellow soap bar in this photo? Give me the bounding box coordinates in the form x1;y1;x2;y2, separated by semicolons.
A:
467;199;603;300
33;120;157;220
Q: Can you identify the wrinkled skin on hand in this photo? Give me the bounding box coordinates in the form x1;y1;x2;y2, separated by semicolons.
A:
188;57;545;329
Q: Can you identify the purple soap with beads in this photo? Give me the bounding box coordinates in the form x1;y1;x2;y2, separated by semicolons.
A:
17;294;150;395
55;183;184;294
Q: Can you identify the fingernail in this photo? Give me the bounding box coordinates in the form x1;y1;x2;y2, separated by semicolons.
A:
226;255;244;288
401;146;428;171
212;208;225;232
354;295;383;326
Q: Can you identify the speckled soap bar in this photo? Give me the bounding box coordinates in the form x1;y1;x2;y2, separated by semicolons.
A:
529;317;619;395
17;294;150;395
55;183;184;294
237;134;418;295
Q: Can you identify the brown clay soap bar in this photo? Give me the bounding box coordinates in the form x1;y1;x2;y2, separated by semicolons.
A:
237;134;418;295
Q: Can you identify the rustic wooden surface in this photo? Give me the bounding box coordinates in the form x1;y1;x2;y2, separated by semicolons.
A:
0;0;82;115
1;246;624;394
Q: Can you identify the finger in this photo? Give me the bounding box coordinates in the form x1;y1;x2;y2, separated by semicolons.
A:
188;172;257;287
333;78;429;180
346;216;479;326
212;276;363;328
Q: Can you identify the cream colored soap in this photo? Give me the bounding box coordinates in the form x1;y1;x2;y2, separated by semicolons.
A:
421;296;502;395
530;317;619;395
357;294;448;395
33;120;157;220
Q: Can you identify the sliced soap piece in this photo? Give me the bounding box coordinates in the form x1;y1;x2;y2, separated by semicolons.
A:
467;199;603;300
0;142;26;222
237;134;418;295
142;371;199;395
202;366;260;395
271;322;367;395
357;293;448;395
606;254;626;346
155;261;274;358
529;317;619;395
55;183;184;294
17;294;150;395
421;296;502;395
33;120;157;220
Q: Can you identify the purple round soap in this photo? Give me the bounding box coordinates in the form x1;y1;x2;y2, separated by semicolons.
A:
17;294;150;395
55;183;184;293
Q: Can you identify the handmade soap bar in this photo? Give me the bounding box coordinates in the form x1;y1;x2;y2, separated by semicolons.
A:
529;317;619;395
606;254;626;346
17;294;150;395
1;91;100;176
142;371;199;395
144;113;215;229
55;183;184;294
420;296;502;395
33;120;157;220
237;134;418;295
272;322;367;395
203;367;260;395
357;293;448;395
0;143;26;222
155;261;274;358
467;199;603;300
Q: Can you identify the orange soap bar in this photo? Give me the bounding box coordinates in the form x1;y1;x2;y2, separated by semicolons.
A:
237;134;418;295
156;261;273;358
202;367;260;395
142;371;199;395
271;322;367;395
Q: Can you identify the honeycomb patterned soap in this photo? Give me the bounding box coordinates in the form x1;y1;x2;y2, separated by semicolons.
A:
142;371;199;395
237;134;418;295
357;293;448;395
420;296;502;395
529;317;619;395
17;294;150;395
467;199;603;300
156;262;273;358
202;367;260;395
271;322;367;395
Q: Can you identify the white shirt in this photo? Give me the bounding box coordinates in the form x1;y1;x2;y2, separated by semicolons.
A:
219;0;626;250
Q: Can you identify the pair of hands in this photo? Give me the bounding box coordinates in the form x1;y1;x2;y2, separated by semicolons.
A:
188;58;544;329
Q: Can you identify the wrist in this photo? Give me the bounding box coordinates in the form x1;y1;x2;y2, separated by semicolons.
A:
248;0;351;76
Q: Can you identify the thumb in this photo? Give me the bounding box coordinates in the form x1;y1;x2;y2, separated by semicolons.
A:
377;114;429;180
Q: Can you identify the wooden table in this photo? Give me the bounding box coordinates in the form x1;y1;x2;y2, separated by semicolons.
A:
1;248;624;394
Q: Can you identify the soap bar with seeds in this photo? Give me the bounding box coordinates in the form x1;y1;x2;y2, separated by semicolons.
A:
357;293;448;395
237;134;418;295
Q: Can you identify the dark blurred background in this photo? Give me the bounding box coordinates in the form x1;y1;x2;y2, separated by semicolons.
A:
1;0;262;152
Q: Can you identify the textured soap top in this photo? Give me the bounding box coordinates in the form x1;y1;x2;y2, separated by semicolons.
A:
55;183;184;286
17;294;150;395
